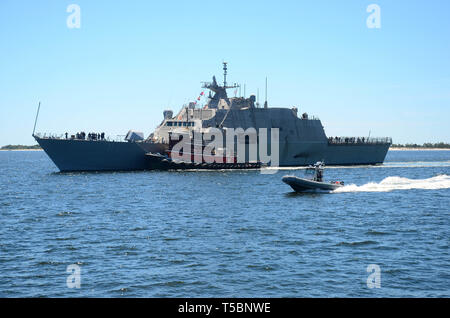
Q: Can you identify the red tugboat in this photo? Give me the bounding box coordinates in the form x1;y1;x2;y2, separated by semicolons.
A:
145;133;261;170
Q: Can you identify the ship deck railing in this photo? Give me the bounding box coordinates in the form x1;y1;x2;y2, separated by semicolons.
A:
34;133;126;142
328;137;392;145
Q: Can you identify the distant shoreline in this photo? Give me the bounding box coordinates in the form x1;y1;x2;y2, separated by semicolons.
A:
0;149;43;151
389;147;450;151
0;144;42;151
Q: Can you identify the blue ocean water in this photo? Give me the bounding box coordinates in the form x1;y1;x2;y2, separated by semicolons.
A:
0;150;449;297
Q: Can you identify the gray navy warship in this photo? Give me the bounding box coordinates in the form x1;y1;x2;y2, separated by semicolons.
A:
34;63;392;172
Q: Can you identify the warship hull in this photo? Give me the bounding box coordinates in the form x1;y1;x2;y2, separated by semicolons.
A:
35;136;165;172
36;136;389;172
278;141;390;166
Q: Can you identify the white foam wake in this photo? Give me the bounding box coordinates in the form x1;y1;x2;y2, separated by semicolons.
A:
333;174;450;193
262;161;450;171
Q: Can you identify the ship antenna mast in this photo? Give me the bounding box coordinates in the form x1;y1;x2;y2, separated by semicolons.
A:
223;62;228;87
257;88;260;108
264;77;268;108
32;101;41;137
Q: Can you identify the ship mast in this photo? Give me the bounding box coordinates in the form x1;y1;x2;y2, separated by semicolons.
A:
223;62;228;87
201;62;240;109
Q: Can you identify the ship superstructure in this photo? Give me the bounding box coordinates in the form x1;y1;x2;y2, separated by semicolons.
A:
147;62;391;166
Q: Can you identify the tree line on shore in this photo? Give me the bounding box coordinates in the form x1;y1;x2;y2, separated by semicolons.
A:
0;144;42;150
391;142;450;148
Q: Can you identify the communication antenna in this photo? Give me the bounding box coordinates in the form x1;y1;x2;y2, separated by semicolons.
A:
32;101;41;136
257;88;260;107
264;77;268;108
244;84;246;98
223;62;228;87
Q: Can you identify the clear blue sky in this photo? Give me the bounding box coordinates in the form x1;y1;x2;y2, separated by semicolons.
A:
1;0;449;146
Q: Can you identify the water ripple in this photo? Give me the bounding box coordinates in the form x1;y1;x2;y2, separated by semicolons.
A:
0;150;449;297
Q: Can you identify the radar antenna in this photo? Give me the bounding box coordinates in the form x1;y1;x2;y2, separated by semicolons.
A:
202;63;239;91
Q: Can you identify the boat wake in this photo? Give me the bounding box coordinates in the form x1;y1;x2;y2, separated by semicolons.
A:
333;174;450;193
264;161;450;171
